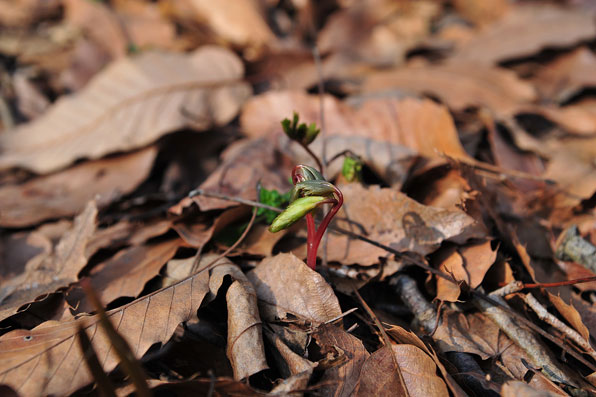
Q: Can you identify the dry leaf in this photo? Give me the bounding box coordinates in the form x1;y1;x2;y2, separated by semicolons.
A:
548;293;591;342
0;201;97;321
209;260;268;379
526;100;596;136
453;0;510;26
68;240;182;314
361;62;536;116
449;4;596;65
501;380;562;397
313;324;370;397
355;344;449;397
247;253;342;323
174;138;292;213
328;184;485;266
0;268;212;396
0;0;60;27
0;147;157;227
113;0;176;49
0;46;250;173
435;241;498;302
241;91;470;160
532;48;596;102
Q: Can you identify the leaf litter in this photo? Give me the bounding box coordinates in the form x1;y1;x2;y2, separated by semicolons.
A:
1;1;596;396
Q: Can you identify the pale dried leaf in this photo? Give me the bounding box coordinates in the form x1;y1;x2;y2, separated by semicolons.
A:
361;62;536;116
0;268;212;396
247;253;342;323
501;381;561;397
0;147;157;227
0;201;97;320
450;4;596;65
241;91;469;160
313;324;370;397
0;46;250;173
548;293;591;342
328;184;485;266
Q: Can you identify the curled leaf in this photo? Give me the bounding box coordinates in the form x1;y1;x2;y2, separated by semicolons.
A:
269;196;327;233
290;180;336;203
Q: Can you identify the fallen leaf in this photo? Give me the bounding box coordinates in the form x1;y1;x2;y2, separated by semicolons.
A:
312;324;370;397
548;293;591;342
149;378;265;396
0;147;157;227
532;48;596;102
435;241;498;302
449;4;596;65
12;70;50;120
241;91;470;160
0;0;60;27
453;0;510;26
327;184;485;266
361;62;536;116
64;0;128;59
0;201;97;321
0;267;212;396
68;240;182;314
247;253;342;323
0;46;250;173
355;344;449;397
174;138;292;213
525;100;596;136
112;0;176;50
265;328;314;393
0;232;51;286
209;260;268;379
184;0;274;49
501;380;562;397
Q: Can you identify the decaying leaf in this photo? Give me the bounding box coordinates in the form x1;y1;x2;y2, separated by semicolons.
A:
0;46;250;173
0;147;157;227
327;184;485;266
240;91;470;160
247;253;342;323
0;201;97;321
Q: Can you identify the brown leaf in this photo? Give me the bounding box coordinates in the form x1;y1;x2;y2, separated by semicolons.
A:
501;380;562;397
453;0;510;26
173;138;292;213
526;100;596;136
548;293;591;342
0;46;250;173
0;147;157;227
184;0;274;49
69;240;182;314
435;241;498;302
247;253;342;323
0;201;97;321
355;344;449;397
0;268;212;396
328;184;485;266
210;260;268;379
361;62;536;116
449;4;596;65
241;91;470;160
0;0;60;27
113;0;176;50
266;328;314;393
312;324;370;397
532;48;596;102
64;0;128;59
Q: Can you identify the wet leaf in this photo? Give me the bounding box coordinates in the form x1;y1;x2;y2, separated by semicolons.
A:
247;253;342;323
0;147;157;227
0;46;250;173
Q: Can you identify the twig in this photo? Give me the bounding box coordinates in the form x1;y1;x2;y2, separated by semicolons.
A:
555;226;596;274
523;293;596;361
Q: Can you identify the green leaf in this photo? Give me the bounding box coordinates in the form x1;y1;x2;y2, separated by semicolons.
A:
290;180;335;203
341;155;363;182
258;188;291;224
269;196;327;233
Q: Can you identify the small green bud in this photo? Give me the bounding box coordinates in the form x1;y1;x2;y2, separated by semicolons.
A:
269;196;327;233
281;112;320;146
341;155;363;182
293;164;324;183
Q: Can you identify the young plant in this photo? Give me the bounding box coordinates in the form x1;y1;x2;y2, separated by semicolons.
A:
269;164;343;270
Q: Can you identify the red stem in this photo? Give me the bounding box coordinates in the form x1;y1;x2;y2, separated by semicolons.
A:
305;213;316;269
307;187;343;270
